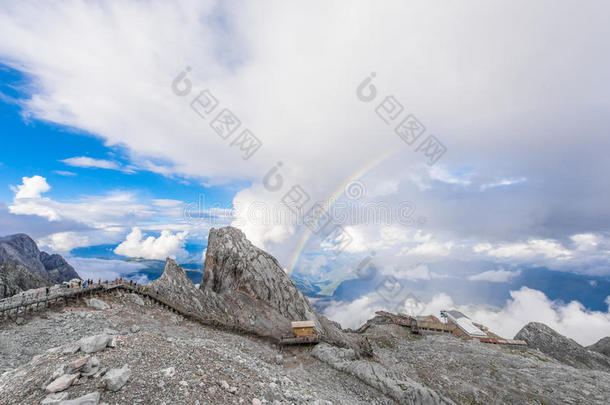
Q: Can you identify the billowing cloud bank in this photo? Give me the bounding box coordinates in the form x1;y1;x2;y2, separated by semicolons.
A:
114;227;188;260
324;287;610;346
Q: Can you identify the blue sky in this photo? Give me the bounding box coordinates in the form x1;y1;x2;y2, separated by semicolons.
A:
0;65;238;205
1;1;609;344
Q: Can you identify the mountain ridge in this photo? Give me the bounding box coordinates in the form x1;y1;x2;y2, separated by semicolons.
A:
0;233;80;298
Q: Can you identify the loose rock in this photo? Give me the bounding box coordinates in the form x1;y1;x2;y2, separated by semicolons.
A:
86;299;110;310
101;365;131;392
46;374;79;393
59;391;100;405
78;334;112;354
41;392;69;404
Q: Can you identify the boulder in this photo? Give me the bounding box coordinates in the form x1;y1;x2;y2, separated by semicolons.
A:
81;356;100;376
78;334;113;354
102;365;131;391
45;374;79;393
65;356;89;374
86;299;110;310
127;293;145;306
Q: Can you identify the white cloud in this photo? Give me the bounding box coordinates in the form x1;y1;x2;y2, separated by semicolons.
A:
12;175;50;199
571;233;602;251
467;268;521;283
428;166;472;186
9;179;153;226
2;1;610;279
400;240;453;257
480;177;526;191
474;239;572;260
152;199;183;208
61;156;122;170
6;0;608;258
67;257;149;283
367;179;398;197
9;198;61;221
391;264;433;281
6;176;210;253
323;294;385;330
462;287;610;346
38;231;90;252
53;170;77;177
114;227;188;260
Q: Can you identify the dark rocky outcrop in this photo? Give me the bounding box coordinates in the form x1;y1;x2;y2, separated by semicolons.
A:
0;233;80;298
148;227;370;355
515;322;610;372
0;263;52;299
39;251;80;284
588;337;610;357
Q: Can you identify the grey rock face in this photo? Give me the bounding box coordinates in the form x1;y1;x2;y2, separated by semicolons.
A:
365;322;610;404
0;234;46;275
588;336;610;357
312;343;452;405
0;234;80;298
127;293;145;306
39;251;80;284
102;365;131;391
202;227;315;321
515;322;610;371
147;257;205;314
202;227;369;353
0;262;52;298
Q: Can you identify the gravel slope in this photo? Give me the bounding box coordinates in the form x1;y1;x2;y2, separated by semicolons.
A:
0;291;393;404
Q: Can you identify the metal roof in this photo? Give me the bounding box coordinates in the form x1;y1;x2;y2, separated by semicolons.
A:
442;309;488;338
291;321;315;328
445;310;468;320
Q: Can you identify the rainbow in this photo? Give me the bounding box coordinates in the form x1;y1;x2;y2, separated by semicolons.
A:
288;149;400;274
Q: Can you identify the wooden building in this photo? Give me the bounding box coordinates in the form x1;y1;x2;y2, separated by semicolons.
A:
291;320;315;337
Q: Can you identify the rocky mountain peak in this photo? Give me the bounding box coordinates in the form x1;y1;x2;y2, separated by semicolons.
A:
515;322;610;371
0;233;39;251
158;258;191;284
147;258;204;314
144;227;370;355
202;226;315;322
